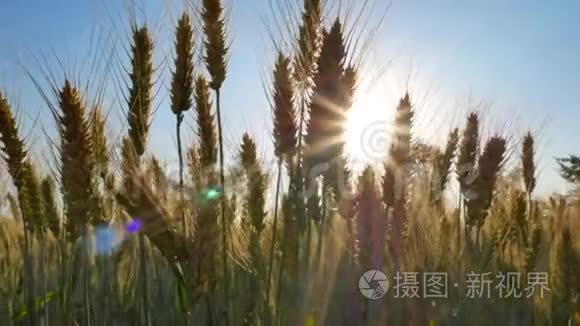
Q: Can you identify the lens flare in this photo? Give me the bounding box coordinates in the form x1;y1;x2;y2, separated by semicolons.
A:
205;188;221;200
126;219;142;233
88;225;125;256
199;187;222;202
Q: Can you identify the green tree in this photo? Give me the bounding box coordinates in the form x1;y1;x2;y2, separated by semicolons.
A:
556;155;580;184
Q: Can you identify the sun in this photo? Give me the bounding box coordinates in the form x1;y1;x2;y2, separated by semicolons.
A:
343;89;390;173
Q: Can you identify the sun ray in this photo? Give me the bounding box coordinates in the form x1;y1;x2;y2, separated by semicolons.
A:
344;84;391;174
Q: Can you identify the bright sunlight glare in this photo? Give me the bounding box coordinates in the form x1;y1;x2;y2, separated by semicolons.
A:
344;86;391;174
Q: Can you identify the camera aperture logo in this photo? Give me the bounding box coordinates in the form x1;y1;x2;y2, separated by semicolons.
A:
359;270;389;299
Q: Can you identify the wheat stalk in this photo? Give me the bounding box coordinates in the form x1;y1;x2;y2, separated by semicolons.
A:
187;144;202;190
171;12;195;239
90;106;109;180
550;226;576;324
268;52;297;313
466;136;506;247
326;64;357;200
239;133;267;233
22;162;44;232
201;1;230;318
294;0;322;156
56;80;104;323
0;92;29;219
194;76;217;169
355;167;386;271
457;113;479;186
293;0;322;93
521;132;536;196
127;26;153;161
239;133;267;323
186;142;219;307
431;128;459;208
292;0;323;248
147;156;168;200
272;54;298;165
57;80;100;235
456;113;480;248
385;93;414;271
41;176;60;238
0;91;38;324
125;24;154;325
305;20;346;170
188;78;220;313
303;21;349;292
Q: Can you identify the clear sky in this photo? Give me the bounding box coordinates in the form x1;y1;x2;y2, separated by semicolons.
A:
0;0;579;196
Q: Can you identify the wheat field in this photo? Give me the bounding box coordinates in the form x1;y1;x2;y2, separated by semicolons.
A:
0;0;579;325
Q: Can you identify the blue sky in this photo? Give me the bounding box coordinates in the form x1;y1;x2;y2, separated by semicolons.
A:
0;0;579;196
